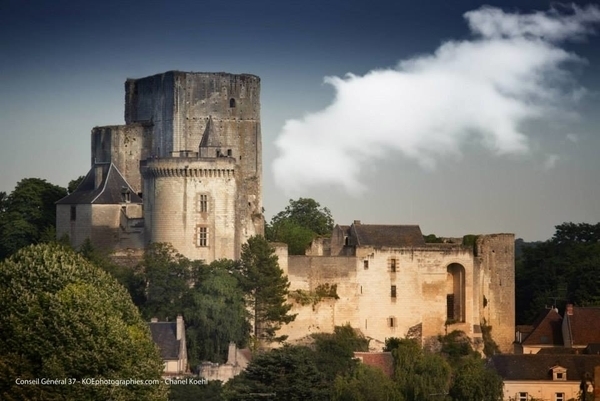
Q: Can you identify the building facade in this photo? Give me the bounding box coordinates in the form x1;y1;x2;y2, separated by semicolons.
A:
279;222;515;353
57;71;263;261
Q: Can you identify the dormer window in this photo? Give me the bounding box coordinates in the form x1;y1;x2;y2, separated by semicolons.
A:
550;365;567;381
121;187;131;203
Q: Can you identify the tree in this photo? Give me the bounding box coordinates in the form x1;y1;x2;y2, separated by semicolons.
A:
333;363;403;401
267;198;334;255
183;259;250;365
236;236;295;346
224;345;329;401
312;324;369;381
67;175;85;194
135;243;197;321
449;357;503;401
386;338;451;401
516;222;600;324
0;243;167;400
0;178;67;259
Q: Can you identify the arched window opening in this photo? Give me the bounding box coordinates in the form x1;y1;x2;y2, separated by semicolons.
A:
229;98;236;108
446;263;466;323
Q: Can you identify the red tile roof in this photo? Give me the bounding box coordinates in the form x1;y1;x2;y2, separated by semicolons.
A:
567;307;600;346
354;352;394;378
522;308;563;346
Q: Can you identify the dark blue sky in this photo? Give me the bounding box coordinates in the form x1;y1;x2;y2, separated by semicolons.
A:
1;0;599;240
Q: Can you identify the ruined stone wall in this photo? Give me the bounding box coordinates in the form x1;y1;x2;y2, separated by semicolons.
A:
124;72;175;157
142;157;238;261
476;234;515;353
91;124;152;194
281;245;484;349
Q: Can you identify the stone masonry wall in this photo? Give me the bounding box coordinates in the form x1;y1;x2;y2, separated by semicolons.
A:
476;234;515;353
142;157;237;261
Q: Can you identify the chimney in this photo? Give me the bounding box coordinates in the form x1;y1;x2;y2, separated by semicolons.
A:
353;220;361;225
566;304;574;316
150;317;158;323
176;315;184;340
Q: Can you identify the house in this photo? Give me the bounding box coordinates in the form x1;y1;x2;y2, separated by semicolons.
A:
563;305;600;350
148;315;188;377
489;354;599;401
515;308;563;354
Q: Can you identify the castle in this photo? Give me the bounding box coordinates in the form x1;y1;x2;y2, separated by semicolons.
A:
56;71;515;352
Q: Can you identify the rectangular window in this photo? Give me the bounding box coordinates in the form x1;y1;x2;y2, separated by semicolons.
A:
390;258;397;272
391;285;397;298
70;206;76;221
363;260;369;269
388;317;395;327
518;392;528;401
197;227;208;247
556;372;564;379
199;194;208;212
555;393;564;401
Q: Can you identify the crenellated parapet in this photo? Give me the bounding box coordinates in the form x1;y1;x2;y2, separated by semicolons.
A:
141;157;236;178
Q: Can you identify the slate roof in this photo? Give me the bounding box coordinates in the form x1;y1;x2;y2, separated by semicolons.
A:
522;308;563;346
56;163;142;205
148;322;181;360
567;307;600;346
489;354;600;381
350;223;425;247
199;116;220;149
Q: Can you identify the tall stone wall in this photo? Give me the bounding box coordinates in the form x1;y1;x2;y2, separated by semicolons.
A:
476;234;515;353
124;72;175;157
91;124;151;194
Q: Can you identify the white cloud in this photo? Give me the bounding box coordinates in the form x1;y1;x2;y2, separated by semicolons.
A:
543;154;560;170
273;4;600;195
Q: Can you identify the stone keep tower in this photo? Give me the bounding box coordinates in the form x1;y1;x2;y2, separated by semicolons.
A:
60;71;263;261
132;72;263;261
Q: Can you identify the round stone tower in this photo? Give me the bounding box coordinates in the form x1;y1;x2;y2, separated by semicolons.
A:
129;72;262;261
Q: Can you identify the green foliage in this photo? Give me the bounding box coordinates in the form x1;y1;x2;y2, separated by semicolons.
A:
481;321;501;357
133;245;250;365
224;345;329;401
312;325;369;381
424;234;444;243
0;178;67;260
183;259;250;365
266;198;334;255
333;363;403;401
0;243;167;400
449;357;503;401
289;283;339;306
237;236;295;346
516;222;600;324
169;380;224;401
438;331;479;366
136;243;197;321
268;219;315;255
386;338;451;401
67;175;85;194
